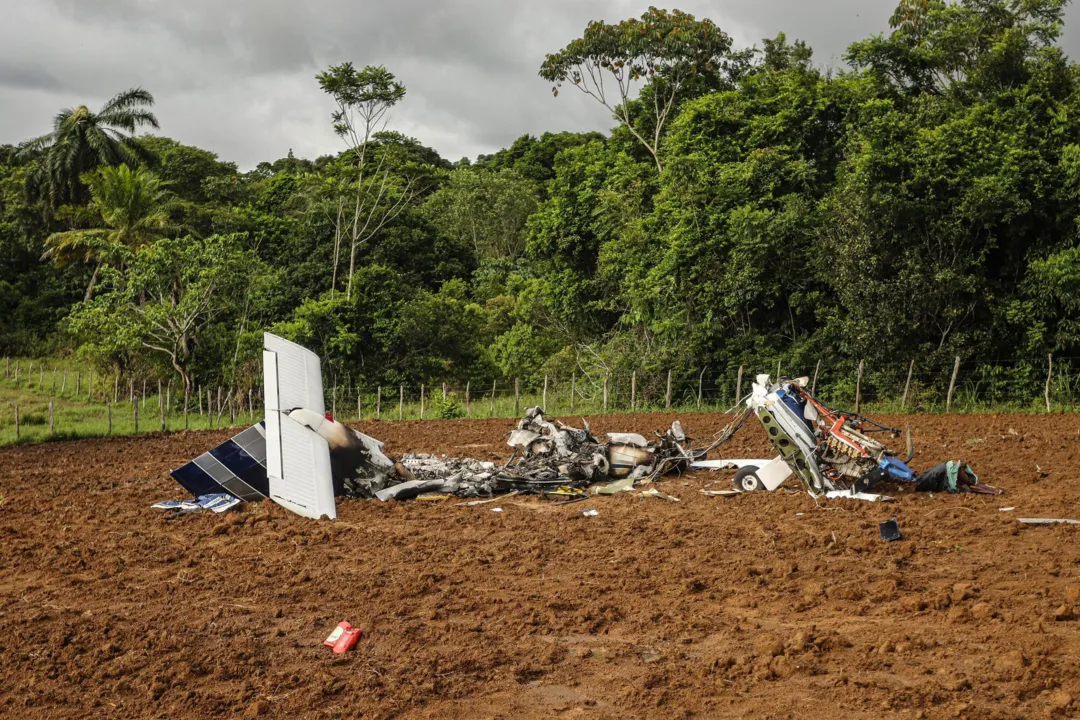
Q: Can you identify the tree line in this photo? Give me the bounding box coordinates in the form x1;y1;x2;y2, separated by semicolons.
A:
2;0;1079;407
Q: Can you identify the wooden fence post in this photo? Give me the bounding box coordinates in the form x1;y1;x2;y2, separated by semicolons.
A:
229;391;235;426
142;379;147;407
811;360;821;396
735;365;744;406
631;371;637;411
1045;353;1053;413
665;369;672;410
61;370;67;395
113;374;119;404
166;381;171;416
603;373;609;413
129;378;134;405
376;385;382;420
697;368;706;409
514;378;520;416
14;405;18;439
332;382;337;419
198;385;203;417
490;379;496;417
902;359;915;410
399;384;404;420
48;401;54;436
542;375;548;411
570;373;576;413
465;381;471;417
946;356;960;413
855;360;864;414
420;384;425;419
216;386;223;425
442;382;447;401
75;370;80;396
184;388;190;430
776;358;782;379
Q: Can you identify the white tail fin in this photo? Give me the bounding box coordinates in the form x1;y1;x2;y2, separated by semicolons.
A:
263;333;336;520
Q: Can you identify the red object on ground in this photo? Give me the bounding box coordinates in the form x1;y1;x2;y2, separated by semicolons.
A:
324;621;352;648
333;625;363;654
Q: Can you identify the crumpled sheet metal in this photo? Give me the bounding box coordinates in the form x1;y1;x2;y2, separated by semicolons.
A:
355;407;695;502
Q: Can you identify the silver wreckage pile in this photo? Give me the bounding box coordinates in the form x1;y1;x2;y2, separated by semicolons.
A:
342;407;696;502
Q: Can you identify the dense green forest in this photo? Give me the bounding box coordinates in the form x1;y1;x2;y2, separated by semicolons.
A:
3;0;1080;407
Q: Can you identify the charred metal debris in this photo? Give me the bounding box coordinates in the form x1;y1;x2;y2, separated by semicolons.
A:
326;375;1001;504
342;406;699;502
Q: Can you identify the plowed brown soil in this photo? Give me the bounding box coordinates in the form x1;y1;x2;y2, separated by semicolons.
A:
2;412;1080;719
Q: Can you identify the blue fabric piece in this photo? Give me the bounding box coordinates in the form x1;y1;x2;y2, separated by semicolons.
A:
775;388;804;420
879;456;916;482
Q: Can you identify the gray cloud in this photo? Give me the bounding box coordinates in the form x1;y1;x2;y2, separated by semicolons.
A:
0;59;68;93
2;0;1079;168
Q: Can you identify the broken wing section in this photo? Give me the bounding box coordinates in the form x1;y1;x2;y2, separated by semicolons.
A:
169;423;269;501
263;333;336;520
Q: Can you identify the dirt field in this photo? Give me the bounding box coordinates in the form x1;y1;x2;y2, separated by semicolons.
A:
1;412;1079;719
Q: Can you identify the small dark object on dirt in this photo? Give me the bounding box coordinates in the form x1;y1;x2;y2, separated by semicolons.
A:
879;519;902;542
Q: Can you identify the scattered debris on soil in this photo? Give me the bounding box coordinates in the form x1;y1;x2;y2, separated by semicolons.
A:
2;412;1080;718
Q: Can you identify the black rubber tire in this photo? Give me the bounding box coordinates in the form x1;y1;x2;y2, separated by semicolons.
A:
734;465;763;492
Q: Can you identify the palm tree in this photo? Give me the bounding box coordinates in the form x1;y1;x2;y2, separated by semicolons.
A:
20;88;159;208
42;164;178;301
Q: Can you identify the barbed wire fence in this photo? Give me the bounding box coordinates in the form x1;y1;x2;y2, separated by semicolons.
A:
0;352;1075;442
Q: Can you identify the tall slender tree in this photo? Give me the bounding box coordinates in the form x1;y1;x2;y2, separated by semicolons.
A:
19;88;159;208
317;63;422;299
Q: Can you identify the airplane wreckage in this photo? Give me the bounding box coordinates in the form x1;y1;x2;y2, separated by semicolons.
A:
167;334;999;520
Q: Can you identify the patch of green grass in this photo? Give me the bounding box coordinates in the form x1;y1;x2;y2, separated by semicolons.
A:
0;371;256;446
2;355;1075;447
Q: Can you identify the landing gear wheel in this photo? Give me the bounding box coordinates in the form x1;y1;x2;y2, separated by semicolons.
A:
734;465;763;492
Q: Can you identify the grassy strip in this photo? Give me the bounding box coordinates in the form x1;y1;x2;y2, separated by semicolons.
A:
0;357;1069;447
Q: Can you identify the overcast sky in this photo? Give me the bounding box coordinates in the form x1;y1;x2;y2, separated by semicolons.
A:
3;0;1079;169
